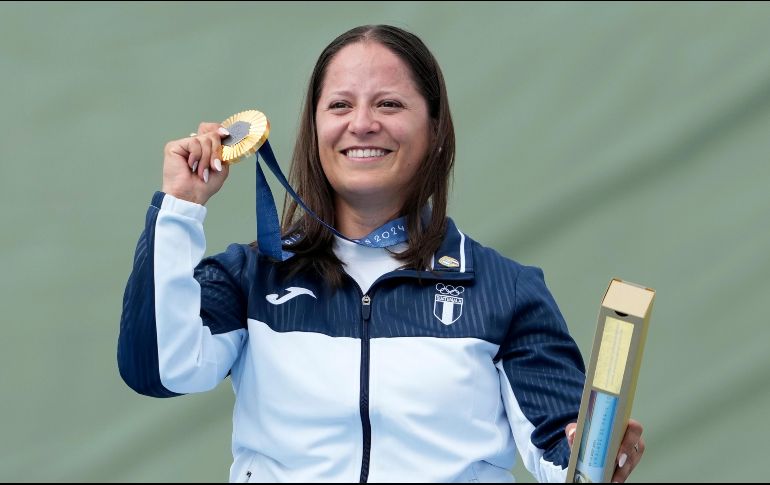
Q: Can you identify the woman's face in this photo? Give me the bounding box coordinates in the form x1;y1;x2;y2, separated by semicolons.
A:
316;41;431;210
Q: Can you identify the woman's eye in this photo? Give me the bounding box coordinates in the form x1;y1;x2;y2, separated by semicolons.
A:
379;100;402;109
330;102;349;110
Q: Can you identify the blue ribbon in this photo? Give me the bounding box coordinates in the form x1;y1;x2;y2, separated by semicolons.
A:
255;141;408;261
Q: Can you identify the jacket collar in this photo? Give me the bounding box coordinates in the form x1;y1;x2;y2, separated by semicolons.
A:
373;217;475;284
430;217;474;276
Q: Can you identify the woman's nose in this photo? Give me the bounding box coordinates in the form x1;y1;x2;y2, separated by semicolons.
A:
348;108;380;136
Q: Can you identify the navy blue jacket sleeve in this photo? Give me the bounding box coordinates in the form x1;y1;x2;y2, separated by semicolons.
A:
118;193;179;397
495;265;586;480
117;193;249;397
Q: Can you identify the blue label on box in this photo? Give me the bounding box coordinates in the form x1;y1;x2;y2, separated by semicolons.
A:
574;390;618;482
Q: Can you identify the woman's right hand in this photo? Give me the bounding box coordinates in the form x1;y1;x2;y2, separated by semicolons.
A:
161;122;232;205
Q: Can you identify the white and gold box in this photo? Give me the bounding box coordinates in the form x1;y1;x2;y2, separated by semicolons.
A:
566;278;655;483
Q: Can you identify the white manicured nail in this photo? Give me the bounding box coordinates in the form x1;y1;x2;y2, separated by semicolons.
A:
568;428;576;440
203;168;209;183
217;127;230;136
192;160;199;172
213;159;222;172
618;453;627;468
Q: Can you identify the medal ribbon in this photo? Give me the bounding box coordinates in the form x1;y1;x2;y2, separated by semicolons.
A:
254;140;408;260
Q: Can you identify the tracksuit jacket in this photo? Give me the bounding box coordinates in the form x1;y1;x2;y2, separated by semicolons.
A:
118;192;586;482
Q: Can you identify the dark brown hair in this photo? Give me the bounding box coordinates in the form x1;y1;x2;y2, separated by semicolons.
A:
279;24;456;286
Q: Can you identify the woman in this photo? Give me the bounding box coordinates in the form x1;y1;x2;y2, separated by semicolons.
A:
118;25;644;482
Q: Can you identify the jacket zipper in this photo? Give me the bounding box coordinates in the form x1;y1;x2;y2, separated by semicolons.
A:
359;293;372;483
353;272;472;483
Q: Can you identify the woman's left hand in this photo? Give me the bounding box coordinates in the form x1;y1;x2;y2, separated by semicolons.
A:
565;418;645;483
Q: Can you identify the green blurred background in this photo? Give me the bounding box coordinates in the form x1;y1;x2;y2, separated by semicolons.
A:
2;1;769;482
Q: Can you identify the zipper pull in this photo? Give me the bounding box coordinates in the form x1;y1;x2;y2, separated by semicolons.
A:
361;294;371;320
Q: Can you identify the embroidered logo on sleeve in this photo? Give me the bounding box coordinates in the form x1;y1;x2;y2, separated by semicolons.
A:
433;283;464;325
266;287;317;305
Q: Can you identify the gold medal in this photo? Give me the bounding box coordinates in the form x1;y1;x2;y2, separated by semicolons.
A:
219;110;270;164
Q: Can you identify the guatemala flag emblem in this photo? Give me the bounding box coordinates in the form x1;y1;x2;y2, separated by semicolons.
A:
433;283;464;325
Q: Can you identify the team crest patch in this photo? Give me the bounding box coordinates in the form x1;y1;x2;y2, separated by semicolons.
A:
434;283;464;325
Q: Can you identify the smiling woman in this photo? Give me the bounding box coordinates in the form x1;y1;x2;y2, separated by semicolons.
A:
281;25;456;288
117;24;644;483
316;41;431;225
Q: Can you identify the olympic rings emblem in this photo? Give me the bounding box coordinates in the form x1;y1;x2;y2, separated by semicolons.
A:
436;283;464;296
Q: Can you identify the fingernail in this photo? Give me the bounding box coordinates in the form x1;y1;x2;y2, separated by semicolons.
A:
568;428;576;440
203;168;209;183
213;159;222;172
618;453;627;468
192;160;199;172
217;127;230;136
